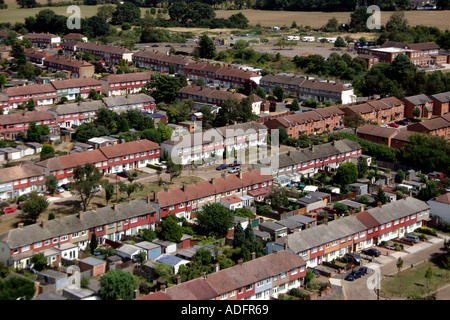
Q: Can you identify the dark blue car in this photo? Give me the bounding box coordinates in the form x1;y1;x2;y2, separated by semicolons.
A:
216;164;229;170
345;270;363;281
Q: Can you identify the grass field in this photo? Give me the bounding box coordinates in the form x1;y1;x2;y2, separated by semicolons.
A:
379;255;450;299
0;1;449;31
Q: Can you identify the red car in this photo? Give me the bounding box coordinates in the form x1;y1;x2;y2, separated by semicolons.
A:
2;207;16;214
388;122;399;128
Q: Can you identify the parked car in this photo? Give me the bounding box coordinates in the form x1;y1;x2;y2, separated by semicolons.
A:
61;184;72;191
56;186;65;194
395;120;408;126
310;268;321;277
154;162;167;170
344;253;362;264
117;171;130;178
216;164;229;170
362;248;381;257
2;207;16;214
345;270;363;281
388;122;399;128
151;44;159;47
401;235;420;243
228;161;241;167
228;166;241;173
358;266;370;276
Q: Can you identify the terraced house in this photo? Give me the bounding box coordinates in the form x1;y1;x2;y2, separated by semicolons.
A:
102;93;156;113
42;54;95;79
100;72;154;97
178;86;247;109
152;169;273;220
0;110;58;140
161;121;268;165
51;78;102;101
264;110;326;137
36;139;161;185
23;32;60;49
0;163;45;201
75;42;133;64
47;100;103;129
132;50;193;74
274;197;429;268
265;139;362;180
150;250;306;300
341;97;405;123
0;200;158;269
1;83;57;110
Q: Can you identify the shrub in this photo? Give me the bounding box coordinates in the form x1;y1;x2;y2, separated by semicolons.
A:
288;288;311;300
415;227;437;236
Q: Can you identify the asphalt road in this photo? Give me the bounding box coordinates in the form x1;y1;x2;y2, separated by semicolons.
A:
332;235;450;300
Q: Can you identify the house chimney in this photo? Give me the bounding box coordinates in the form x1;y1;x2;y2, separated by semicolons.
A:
92;204;97;211
272;248;278;254
284;242;288;251
214;263;220;272
176;275;181;285
134;289;139;299
238;172;243;179
251;252;256;260
377;201;382;208
127;197;131;203
153;191;158;202
211;178;215;185
18;222;24;229
41;220;46;229
221;173;226;179
324;216;328;225
201;272;207;279
79;211;84;220
146;194;151;204
160;284;166;293
164;187;169;192
182;184;187;192
237;259;243;265
113;203;117;211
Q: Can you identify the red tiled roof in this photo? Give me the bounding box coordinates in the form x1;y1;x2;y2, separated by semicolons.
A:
355;210;381;229
2;83;56;96
44;54;93;68
0;163;44;184
50;78;101;90
101;72;154;84
37;149;107;172
430;192;450;205
0;111;55;126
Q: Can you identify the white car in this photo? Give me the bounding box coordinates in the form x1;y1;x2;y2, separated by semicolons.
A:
154;162;167;170
228;166;241;174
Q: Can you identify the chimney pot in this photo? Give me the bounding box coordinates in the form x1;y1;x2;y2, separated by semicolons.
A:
272;248;278;254
251;252;256;260
201;272;207;279
214;263;220;272
160;284;166;293
238;259;243;265
113;203;117;211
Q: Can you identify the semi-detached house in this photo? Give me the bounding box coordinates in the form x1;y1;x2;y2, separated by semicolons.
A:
36;139;160;185
0;200;158;269
274;197;429;268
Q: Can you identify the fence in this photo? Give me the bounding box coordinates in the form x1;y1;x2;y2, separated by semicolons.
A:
330;192;358;202
375;160;415;172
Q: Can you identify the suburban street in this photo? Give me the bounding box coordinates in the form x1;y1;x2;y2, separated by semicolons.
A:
328;234;450;300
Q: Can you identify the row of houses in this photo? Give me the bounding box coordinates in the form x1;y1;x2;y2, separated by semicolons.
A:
160;121;268;165
273;196;430;268
0;139;160;199
340;96;405;124
0;94;155;139
402;92;450;118
259;74;356;105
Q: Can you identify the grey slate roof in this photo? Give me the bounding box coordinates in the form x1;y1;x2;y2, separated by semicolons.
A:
0;200;157;249
48;100;103;115
431;91;450;103
277;139;361;168
403;94;434;106
103;93;155;107
366;197;429;224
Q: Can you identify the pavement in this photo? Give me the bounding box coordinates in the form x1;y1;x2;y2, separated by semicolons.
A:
320;234;450;300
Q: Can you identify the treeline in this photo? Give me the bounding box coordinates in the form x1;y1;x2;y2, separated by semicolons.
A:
331;132;450;175
352;54;450;98
293;52;367;80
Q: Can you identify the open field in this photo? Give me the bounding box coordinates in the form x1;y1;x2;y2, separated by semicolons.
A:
0;1;449;31
216;9;450;31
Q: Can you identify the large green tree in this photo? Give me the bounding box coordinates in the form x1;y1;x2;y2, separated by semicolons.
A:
72;163;105;211
334;162;358;187
0;276;36;300
22;191;49;223
196;203;234;236
160;214;183;243
98;270;138;300
198;34;216;59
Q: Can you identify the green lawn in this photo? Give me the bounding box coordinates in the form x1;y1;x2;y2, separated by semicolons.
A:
380;255;450;299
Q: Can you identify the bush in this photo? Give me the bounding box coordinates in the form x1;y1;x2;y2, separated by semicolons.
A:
415;227;437;236
436;221;450;233
288;288;311;300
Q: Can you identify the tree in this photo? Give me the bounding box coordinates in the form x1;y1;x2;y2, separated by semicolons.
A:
166;157;182;183
98;270;138;300
30;252;48;271
193;248;212;265
72;163;105;212
273;84;285;102
25;98;35;111
425;266;433;290
22;191;48;223
40;144;55;161
395;170;405;183
233;223;246;249
16;0;37;8
417;181;440;201
333;203;348;213
412;106;421;118
334;162;358;187
45;175;58;195
198;34;216;59
396;257;404;275
357;156;368;178
96;5;115;22
265;187;289;208
196;203;234;236
160;214;183;242
334;36;347;48
158;123;173;141
374;187;388;205
142;73;181;104
118;181;143;198
111;2;141;25
290;98;300;111
105;183;115;204
89;232;98;252
344;114;365;133
0;276;36;300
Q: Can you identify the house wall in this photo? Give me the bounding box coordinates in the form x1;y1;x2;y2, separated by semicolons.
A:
427;200;450;223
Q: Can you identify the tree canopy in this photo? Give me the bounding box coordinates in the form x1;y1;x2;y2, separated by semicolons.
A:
196;203;234;236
